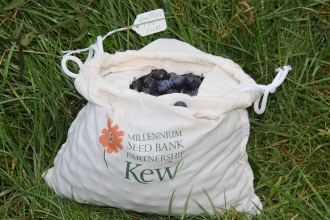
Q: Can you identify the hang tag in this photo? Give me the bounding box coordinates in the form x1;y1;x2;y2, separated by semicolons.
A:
132;9;167;36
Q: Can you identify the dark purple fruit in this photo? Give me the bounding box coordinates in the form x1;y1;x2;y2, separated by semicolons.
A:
180;86;191;95
190;89;198;96
129;79;142;92
144;78;158;93
143;76;152;84
153;90;162;96
130;70;204;98
139;75;149;85
130;83;142;92
158;80;172;94
174;101;187;107
141;88;151;94
185;73;199;90
170;75;185;89
166;89;179;94
154;69;169;81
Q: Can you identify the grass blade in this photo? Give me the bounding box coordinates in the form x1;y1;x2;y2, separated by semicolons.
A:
203;188;221;220
300;169;330;217
4;135;36;183
191;198;212;219
167;189;175;219
181;186;193;220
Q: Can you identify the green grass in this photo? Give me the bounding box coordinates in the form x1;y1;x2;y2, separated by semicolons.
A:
1;0;330;219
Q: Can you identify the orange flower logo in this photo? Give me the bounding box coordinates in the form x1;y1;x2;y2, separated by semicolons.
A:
99;119;124;154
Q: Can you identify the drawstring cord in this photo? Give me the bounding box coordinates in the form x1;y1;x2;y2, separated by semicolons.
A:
61;28;129;78
237;65;292;114
61;26;292;115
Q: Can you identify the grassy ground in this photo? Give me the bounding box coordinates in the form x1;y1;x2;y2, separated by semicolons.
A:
1;0;330;219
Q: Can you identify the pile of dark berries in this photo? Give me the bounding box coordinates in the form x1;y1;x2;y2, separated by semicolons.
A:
129;69;204;97
129;69;204;108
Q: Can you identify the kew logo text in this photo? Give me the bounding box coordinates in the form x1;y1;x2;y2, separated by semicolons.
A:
124;161;173;184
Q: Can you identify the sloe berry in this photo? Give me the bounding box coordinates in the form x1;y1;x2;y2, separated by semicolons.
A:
141;88;151;94
154;69;169;81
144;78;158;93
170;75;185;89
180;86;191;95
190;89;198;96
174;101;187;107
130;79;142;92
185;73;199;90
139;75;149;86
158;80;172;94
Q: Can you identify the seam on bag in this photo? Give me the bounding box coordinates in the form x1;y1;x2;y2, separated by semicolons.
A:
236;109;262;213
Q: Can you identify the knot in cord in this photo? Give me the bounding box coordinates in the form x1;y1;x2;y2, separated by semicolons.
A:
61;28;128;78
237;65;292;114
61;36;105;78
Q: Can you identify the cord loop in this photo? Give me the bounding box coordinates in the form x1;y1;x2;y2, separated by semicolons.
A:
237;66;292;114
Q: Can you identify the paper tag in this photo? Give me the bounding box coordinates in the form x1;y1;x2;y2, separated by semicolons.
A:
132;9;167;36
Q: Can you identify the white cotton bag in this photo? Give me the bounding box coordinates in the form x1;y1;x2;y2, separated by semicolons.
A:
43;35;291;216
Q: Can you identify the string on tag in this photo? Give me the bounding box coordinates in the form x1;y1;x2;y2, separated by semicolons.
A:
61;9;167;78
237;65;292;114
